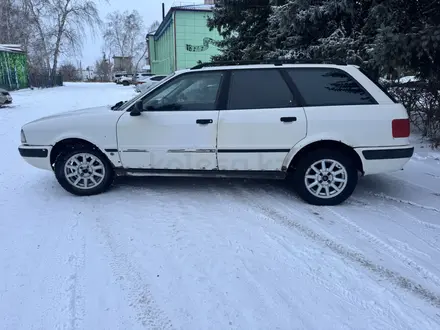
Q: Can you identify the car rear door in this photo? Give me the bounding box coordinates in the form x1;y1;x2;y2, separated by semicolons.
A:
217;68;307;171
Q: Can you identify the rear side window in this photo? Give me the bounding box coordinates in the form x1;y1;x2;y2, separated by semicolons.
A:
287;68;377;107
228;69;296;109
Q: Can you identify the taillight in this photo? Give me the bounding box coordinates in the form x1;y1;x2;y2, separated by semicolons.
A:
392;119;410;138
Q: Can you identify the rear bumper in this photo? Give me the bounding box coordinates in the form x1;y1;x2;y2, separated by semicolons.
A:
18;145;53;171
361;147;414;160
356;146;414;175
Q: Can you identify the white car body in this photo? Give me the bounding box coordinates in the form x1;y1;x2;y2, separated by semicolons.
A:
134;75;168;93
18;62;414;205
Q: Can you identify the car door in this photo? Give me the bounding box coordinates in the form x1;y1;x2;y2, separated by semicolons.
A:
116;70;225;170
217;69;307;171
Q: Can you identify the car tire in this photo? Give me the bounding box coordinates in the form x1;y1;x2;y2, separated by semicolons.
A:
54;147;114;196
122;81;129;86
292;149;358;206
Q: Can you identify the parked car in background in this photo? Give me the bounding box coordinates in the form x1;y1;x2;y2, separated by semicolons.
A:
0;88;12;106
134;75;167;93
135;72;154;80
113;73;124;83
18;60;414;205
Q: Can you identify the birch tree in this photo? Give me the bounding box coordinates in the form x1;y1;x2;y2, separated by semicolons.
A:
23;0;104;83
103;10;145;73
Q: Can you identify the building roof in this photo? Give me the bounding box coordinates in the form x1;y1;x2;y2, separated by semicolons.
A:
172;4;214;11
0;44;25;53
153;3;214;41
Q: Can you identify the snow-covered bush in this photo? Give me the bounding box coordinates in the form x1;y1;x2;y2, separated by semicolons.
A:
386;80;440;148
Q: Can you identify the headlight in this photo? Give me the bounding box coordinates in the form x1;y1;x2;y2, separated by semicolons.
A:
20;129;27;144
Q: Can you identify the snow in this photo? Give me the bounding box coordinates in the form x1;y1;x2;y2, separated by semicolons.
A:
0;44;24;53
1;82;440;329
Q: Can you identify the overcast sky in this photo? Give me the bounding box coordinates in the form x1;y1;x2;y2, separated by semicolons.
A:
69;0;181;67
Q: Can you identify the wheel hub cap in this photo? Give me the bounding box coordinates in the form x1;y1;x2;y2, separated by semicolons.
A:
304;159;348;199
64;153;106;190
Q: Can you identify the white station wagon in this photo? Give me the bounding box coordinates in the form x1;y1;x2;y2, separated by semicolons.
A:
18;60;414;205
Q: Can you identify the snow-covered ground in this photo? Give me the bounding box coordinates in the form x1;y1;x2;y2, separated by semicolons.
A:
1;83;440;330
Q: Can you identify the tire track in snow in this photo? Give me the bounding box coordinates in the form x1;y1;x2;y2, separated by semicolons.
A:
347;198;440;256
349;197;440;232
391;206;440;231
388;173;440;195
66;219;85;330
94;216;174;330
325;207;440;289
232;185;440;309
266;185;440;291
365;191;440;213
252;231;405;329
214;185;404;328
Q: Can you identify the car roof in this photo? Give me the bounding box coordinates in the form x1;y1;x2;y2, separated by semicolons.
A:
175;63;356;75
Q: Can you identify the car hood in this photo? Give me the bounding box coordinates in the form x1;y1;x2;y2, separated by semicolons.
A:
27;105;111;124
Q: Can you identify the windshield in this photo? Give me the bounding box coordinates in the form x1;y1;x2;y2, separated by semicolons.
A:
117;72;176;111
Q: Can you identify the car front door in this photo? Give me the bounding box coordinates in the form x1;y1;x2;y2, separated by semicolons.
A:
116;71;225;170
217;69;307;171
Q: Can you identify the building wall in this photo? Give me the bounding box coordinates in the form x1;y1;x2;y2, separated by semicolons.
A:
149;9;222;75
0;50;28;90
175;10;221;70
149;15;176;75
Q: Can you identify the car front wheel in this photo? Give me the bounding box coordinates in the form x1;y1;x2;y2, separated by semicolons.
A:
54;148;114;196
292;149;358;205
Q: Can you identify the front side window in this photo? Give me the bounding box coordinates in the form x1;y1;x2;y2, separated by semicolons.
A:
227;69;296;110
141;72;224;111
287;68;377;106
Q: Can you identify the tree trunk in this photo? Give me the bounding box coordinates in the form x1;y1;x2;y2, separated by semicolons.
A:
51;0;71;85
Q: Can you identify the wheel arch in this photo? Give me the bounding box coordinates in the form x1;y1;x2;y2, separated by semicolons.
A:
50;138;113;170
286;140;364;174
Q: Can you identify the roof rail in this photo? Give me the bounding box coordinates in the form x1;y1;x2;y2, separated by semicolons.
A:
190;59;347;69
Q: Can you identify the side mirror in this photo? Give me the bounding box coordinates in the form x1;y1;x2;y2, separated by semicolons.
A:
130;101;143;116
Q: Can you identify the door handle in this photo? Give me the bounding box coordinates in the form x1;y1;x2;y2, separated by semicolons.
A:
196;119;213;125
280;116;297;122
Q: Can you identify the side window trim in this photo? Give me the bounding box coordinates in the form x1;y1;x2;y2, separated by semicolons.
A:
225;68;297;110
279;69;306;107
217;70;231;111
138;70;226;112
287;67;379;107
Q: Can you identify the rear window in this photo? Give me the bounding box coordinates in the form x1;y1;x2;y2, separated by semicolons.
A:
287;68;377;107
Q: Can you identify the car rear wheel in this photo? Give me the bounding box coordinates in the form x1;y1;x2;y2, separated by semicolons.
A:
54;148;114;196
292;149;358;205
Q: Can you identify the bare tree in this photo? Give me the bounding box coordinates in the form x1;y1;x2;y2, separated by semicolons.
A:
0;0;31;47
59;62;80;81
132;20;160;79
95;52;112;82
23;0;104;83
103;10;145;73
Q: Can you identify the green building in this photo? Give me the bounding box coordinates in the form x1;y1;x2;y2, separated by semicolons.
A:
0;44;28;90
147;4;222;75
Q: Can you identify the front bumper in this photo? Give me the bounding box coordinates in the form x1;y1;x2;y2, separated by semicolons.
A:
18;145;53;171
